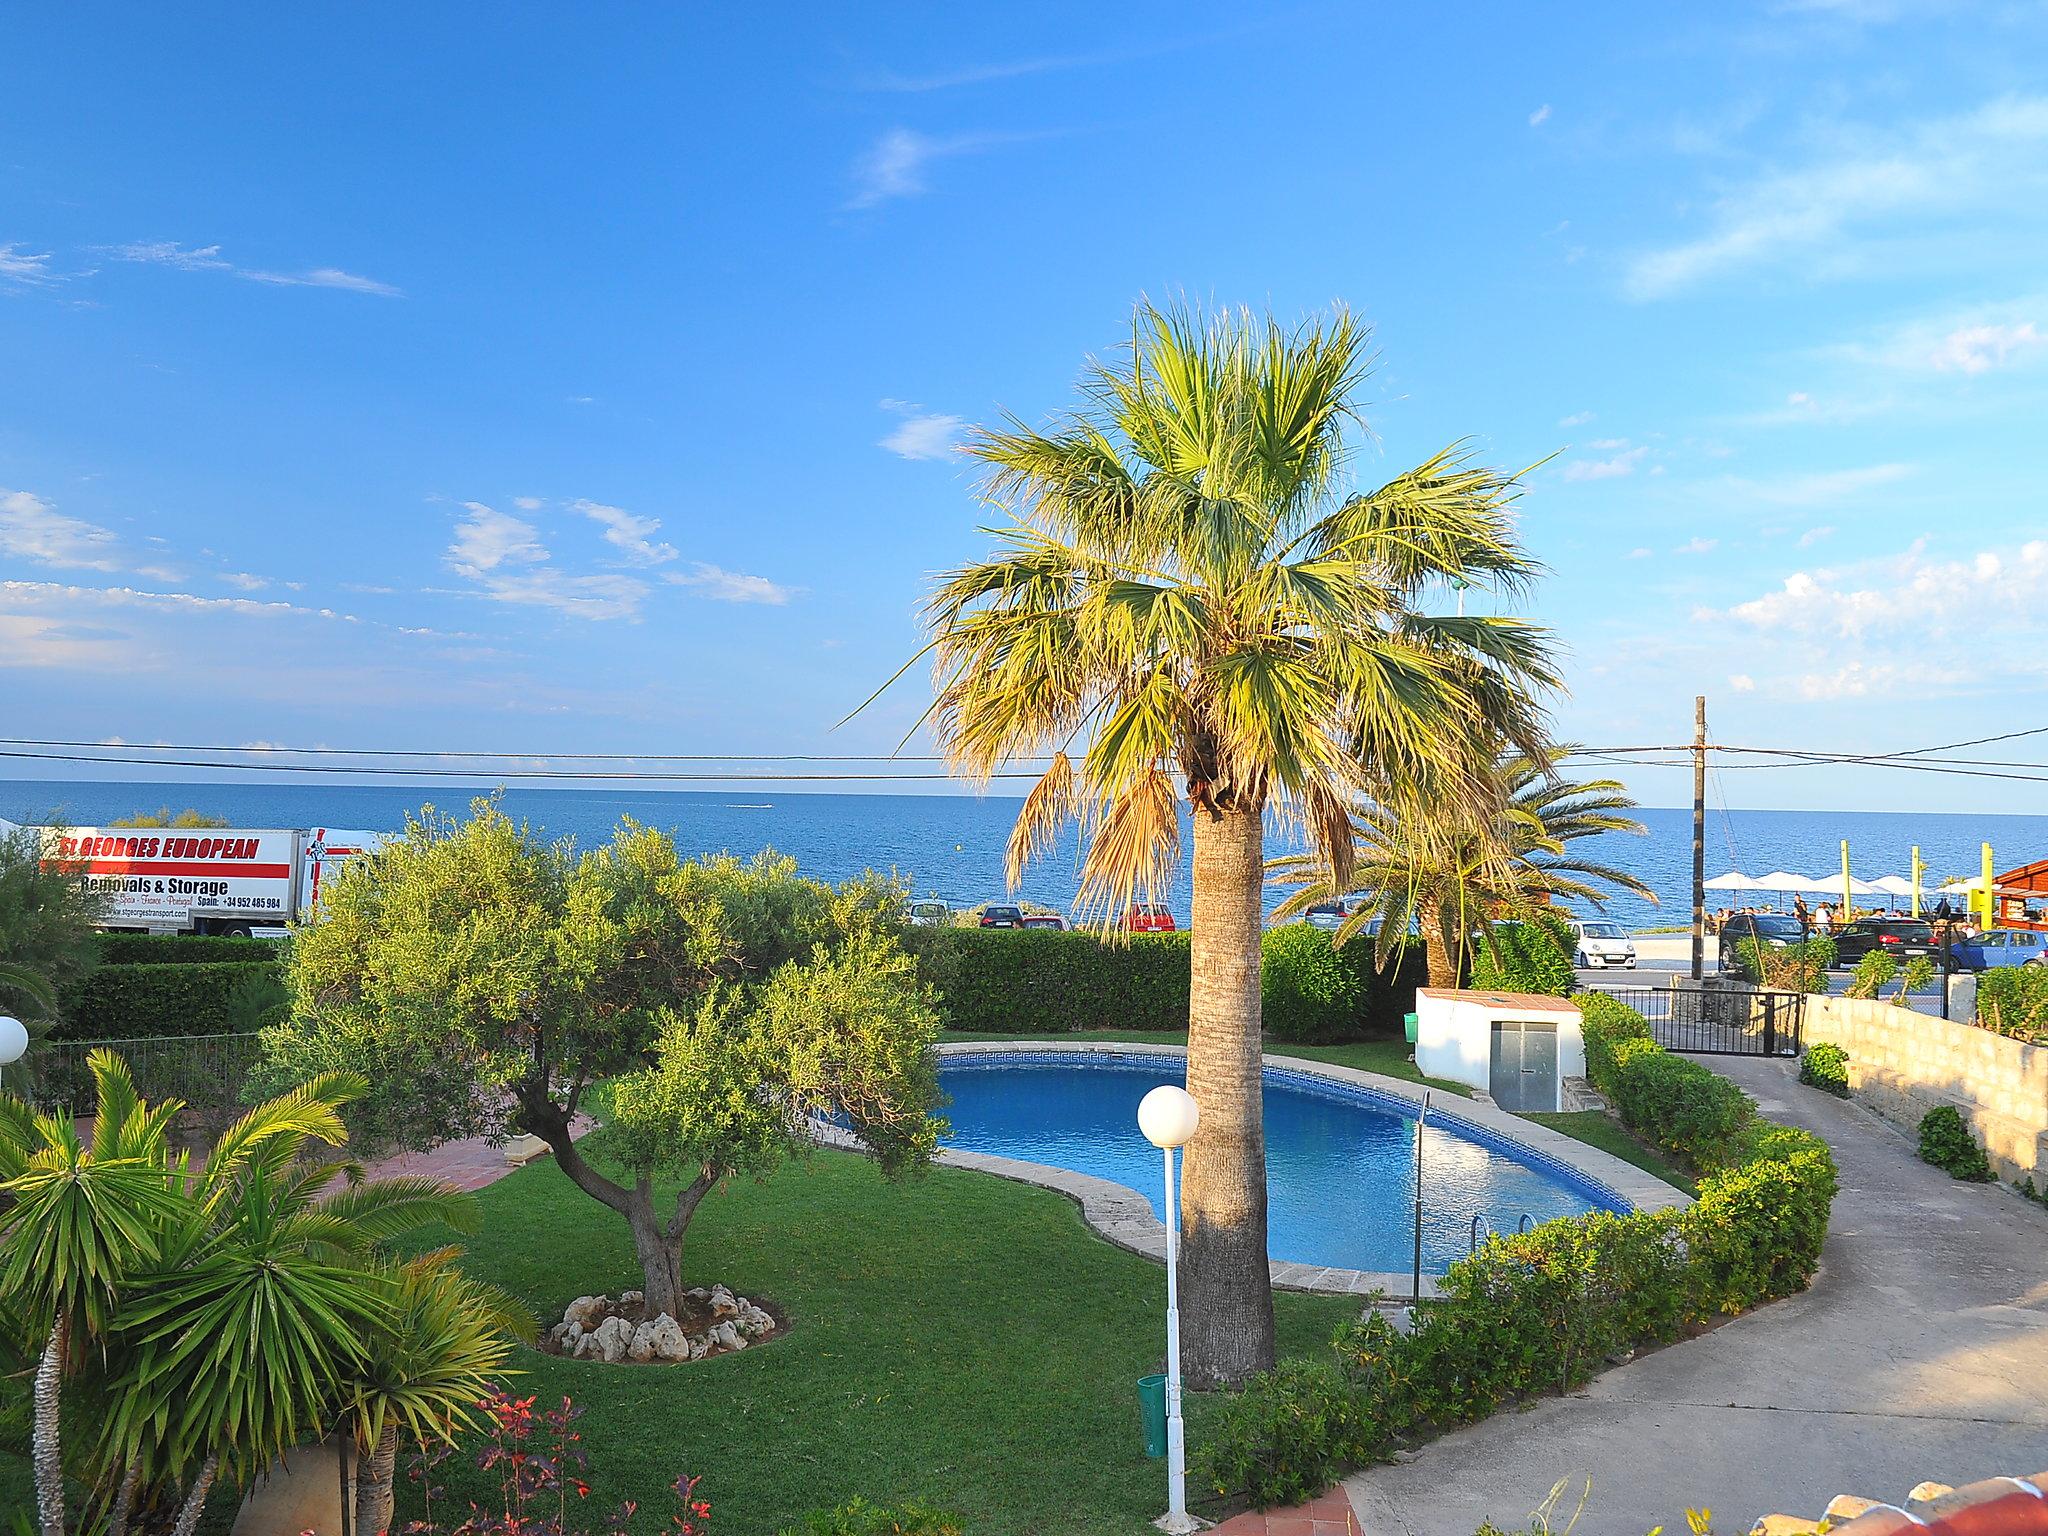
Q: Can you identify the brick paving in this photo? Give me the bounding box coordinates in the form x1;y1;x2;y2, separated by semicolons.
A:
1210;1488;1357;1535
356;1116;593;1193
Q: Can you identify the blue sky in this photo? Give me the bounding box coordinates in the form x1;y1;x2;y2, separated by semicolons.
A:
3;2;2045;811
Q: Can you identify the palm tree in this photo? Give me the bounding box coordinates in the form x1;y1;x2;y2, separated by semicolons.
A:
0;1052;185;1536
1271;743;1655;987
887;302;1555;1384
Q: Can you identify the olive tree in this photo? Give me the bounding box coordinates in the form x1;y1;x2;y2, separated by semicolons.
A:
255;802;944;1316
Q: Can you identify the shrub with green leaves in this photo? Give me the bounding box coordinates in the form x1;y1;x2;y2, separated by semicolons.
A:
1576;994;1654;1099
92;931;278;966
1258;925;1425;1042
1846;949;1897;1000
1607;1047;1755;1174
779;1498;965;1536
1198;1356;1377;1509
1798;1042;1850;1097
1899;955;1936;997
1680;1125;1837;1311
901;927;1192;1033
1734;934;1834;993
1977;966;2048;1043
54;959;280;1040
1917;1104;1994;1181
1469;912;1575;997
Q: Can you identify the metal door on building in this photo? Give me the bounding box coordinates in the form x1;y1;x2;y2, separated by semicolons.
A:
1488;1019;1559;1112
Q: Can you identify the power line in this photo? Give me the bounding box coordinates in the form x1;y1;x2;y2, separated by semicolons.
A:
0;749;1041;782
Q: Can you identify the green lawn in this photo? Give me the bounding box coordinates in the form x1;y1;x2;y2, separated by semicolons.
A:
386;1148;1355;1536
942;1029;1473;1097
1521;1110;1695;1194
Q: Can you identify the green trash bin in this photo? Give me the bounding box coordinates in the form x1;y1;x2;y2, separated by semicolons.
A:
1403;1010;1419;1045
1137;1373;1167;1458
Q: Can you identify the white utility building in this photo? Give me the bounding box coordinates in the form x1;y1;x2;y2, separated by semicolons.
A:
1413;987;1586;1112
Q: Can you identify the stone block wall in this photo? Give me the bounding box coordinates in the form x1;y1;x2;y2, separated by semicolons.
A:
1802;994;2048;1182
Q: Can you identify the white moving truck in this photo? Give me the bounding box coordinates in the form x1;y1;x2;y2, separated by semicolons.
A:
32;825;389;937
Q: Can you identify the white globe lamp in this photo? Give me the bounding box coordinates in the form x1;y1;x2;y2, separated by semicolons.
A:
1137;1082;1201;1534
1138;1084;1200;1150
0;1015;28;1067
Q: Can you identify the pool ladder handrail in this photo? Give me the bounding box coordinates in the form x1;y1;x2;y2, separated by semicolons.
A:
1469;1213;1538;1253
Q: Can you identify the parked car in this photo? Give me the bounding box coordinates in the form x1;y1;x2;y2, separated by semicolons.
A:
1718;913;1806;972
1302;900;1347;931
1122;903;1177;933
1020;913;1066;931
1830;917;1938;966
978;904;1024;929
1946;927;2048;972
908;899;955;928
1566;918;1636;969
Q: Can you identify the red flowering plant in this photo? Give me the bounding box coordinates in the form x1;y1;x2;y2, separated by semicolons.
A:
395;1391;708;1536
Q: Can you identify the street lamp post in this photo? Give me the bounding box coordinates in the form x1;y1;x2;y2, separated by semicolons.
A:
1137;1084;1202;1536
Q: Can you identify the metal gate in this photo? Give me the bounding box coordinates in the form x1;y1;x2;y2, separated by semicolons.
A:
1489;1019;1561;1110
1584;983;1804;1056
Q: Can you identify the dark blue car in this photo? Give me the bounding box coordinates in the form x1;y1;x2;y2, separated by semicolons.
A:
1947;928;2048;971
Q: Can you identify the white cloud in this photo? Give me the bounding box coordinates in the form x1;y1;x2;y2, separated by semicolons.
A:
665;563;799;605
1728;673;1757;692
1728;462;1912;506
513;496;545;511
445;502;647;621
0;490;124;571
244;266;402;297
1558;411;1594;427
847;129;1013;209
1928;320;2045;374
1674;536;1719;555
1625;95;2048;299
570;499;679;566
1720;539;2048;644
0;243;60;286
220;571;270;591
1626;547;1653;559
105;240;400;297
104;241;232;271
1797;525;1836;548
1528;104;1552;127
879;400;967;460
1560;444;1648;481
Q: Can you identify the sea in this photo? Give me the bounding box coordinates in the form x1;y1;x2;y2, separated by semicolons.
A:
5;778;2045;931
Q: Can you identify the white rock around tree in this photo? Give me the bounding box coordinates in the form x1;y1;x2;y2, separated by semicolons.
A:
540;1286;778;1365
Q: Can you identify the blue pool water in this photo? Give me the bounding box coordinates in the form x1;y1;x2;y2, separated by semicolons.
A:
939;1054;1627;1275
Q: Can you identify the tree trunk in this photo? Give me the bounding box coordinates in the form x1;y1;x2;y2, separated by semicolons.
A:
628;1179;685;1318
1418;897;1461;989
33;1316;67;1536
1177;800;1276;1388
355;1426;400;1536
171;1453;218;1536
106;1456;144;1536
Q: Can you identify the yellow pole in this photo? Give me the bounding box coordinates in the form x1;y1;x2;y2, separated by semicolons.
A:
1911;846;1923;918
1981;841;1996;929
1842;839;1853;919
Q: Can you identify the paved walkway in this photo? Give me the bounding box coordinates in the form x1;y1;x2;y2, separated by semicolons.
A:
356;1117;591;1192
1338;1055;2048;1534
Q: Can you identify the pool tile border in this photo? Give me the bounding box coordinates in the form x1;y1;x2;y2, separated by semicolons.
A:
908;1039;1690;1299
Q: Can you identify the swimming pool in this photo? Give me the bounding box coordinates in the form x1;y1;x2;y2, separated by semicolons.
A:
938;1052;1628;1275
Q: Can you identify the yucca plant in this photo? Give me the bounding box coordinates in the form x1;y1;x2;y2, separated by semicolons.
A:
1270;742;1654;986
880;300;1555;1384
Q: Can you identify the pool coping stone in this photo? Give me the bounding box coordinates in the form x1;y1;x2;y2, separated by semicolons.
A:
905;1039;1691;1299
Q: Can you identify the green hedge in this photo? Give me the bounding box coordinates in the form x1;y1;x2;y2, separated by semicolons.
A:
93;932;281;966
54;960;283;1041
902;928;1193;1034
1978;967;2048;1043
1469;913;1574;997
904;924;1424;1040
1203;993;1839;1508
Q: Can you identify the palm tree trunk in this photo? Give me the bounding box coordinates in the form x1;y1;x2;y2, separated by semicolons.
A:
1418;897;1461;988
1177;800;1276;1388
106;1457;144;1536
355;1426;400;1536
33;1316;67;1536
171;1452;218;1536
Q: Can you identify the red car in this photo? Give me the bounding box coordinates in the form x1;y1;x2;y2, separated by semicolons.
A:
1122;903;1177;933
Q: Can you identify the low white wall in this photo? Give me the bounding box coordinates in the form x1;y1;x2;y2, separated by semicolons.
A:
1803;993;2048;1182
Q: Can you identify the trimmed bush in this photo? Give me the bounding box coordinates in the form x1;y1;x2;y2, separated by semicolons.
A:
1799;1041;1851;1097
1846;949;1897;999
902;928;1191;1033
1734;934;1834;993
93;932;280;966
1917;1104;1994;1181
778;1499;965;1536
54;960;279;1040
906;924;1423;1040
1469;913;1574;997
1208;991;1842;1509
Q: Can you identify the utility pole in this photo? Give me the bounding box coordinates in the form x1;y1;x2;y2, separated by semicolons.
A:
1691;695;1707;981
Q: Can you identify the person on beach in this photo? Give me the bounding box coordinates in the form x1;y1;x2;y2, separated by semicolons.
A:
1815;902;1834;935
1794;895;1812;940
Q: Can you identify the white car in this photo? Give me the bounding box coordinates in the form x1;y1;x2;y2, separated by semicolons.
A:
1567;918;1637;969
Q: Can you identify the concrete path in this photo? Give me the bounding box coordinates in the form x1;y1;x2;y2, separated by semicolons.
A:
1342;1055;2048;1535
